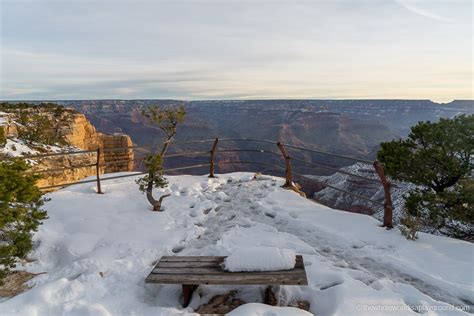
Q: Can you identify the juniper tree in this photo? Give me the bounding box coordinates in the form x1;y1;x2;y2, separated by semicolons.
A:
377;115;473;239
136;106;186;211
0;158;47;284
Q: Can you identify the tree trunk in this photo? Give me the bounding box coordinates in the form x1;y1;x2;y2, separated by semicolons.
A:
146;132;175;211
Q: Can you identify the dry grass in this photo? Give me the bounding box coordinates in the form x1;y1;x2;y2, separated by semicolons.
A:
195;290;311;315
0;271;36;298
196;290;246;314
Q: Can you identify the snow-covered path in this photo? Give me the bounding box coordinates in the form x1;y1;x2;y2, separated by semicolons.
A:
1;172;472;316
179;175;473;313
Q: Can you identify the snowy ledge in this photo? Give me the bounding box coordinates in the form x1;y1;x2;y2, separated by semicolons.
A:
0;172;472;315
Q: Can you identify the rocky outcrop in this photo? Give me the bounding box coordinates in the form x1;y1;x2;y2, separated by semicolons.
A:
34;114;135;189
0;112;18;137
1;109;134;190
101;134;134;173
33;153;99;189
61;114;102;150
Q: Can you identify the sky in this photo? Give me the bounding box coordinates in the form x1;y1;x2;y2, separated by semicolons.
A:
0;0;472;102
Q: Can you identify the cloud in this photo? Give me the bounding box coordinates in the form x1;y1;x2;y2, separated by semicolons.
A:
0;1;471;101
397;0;453;22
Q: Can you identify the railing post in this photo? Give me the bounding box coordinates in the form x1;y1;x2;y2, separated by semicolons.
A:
373;160;393;228
277;142;293;187
209;138;219;178
96;147;103;194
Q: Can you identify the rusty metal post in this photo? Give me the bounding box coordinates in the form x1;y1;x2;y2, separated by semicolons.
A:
277;142;293;187
96;148;103;194
373;160;393;228
209;138;219;178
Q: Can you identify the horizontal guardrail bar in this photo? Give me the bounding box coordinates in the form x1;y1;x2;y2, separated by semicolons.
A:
16;138;372;164
217;138;278;145
171;139;218;145
216;149;280;155
38;163;211;190
23;149;96;159
216;160;285;170
38;172;146;190
282;143;373;164
164;151;210;158
27;163;97;174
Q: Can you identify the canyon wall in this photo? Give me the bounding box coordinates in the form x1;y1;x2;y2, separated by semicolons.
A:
1;110;134;189
35;113;134;189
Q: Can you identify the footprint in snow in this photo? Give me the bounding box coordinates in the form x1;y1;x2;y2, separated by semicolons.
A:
289;211;299;218
172;245;185;253
351;242;367;249
264;211;276;218
320;280;344;290
333;260;349;268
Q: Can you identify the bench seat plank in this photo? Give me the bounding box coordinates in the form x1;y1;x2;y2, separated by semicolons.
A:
145;255;308;286
160;256;304;263
146;272;308;285
151;267;306;275
154;258;303;269
160;256;226;262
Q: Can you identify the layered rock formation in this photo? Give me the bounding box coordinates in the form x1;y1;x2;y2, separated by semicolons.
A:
61;113;103;150
101;134;134;173
1;109;134;190
35;114;134;189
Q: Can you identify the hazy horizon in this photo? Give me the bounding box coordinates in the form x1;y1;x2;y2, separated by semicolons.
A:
1;98;472;104
1;0;472;102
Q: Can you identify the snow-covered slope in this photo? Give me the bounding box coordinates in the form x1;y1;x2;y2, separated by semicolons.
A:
311;163;415;225
0;173;472;315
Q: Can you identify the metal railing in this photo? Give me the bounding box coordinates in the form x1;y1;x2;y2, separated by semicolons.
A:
19;137;394;228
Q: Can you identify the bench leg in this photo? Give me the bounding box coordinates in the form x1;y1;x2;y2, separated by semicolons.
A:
264;285;281;306
182;284;198;307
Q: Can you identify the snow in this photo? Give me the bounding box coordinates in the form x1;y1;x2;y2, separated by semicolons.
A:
228;303;312;315
0;138;77;159
310;162;417;225
0;111;10;126
0;172;472;315
0;138;39;157
223;247;296;272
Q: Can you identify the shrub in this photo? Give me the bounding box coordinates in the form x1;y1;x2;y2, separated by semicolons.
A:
0;128;5;147
378;115;473;239
0;159;47;284
17;112;67;146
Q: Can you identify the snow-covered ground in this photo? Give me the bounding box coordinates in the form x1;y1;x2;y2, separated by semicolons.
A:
0;138;72;158
0;172;472;315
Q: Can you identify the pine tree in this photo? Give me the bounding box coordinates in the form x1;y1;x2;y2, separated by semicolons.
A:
377;115;473;239
0;159;48;283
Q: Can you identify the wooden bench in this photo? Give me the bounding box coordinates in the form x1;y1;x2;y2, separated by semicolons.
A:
145;255;308;307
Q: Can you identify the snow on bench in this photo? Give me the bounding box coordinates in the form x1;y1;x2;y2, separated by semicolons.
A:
145;255;308;307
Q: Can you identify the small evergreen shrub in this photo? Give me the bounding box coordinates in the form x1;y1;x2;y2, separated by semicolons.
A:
0;128;6;147
17;111;69;146
0;158;48;284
